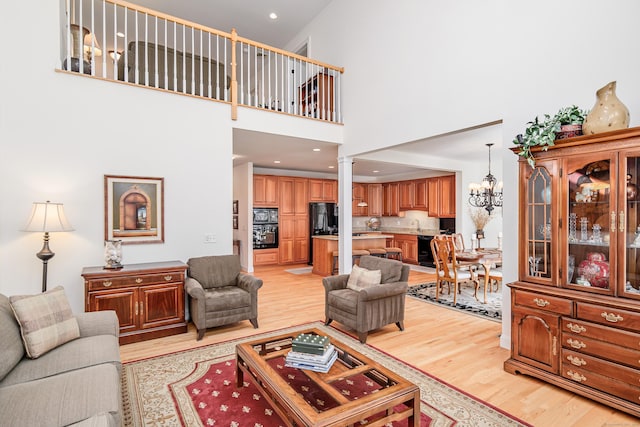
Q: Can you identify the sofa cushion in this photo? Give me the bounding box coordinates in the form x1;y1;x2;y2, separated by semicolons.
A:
327;288;358;315
0;294;25;381
188;255;240;289
346;264;382;292
9;286;80;359
0;334;121;387
0;364;121;427
359;255;404;283
204;286;250;311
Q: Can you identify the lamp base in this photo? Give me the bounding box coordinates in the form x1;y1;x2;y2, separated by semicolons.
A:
104;263;123;270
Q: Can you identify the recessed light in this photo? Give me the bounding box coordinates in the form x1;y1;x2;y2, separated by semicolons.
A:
273;160;281;164
373;170;380;173
313;148;321;152
269;12;278;20
116;32;125;38
328;166;335;169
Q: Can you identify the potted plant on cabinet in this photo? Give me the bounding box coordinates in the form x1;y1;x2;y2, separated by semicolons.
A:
513;105;587;168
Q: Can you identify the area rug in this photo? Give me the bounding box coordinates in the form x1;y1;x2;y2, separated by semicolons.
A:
122;322;528;426
284;266;313;275
407;282;502;321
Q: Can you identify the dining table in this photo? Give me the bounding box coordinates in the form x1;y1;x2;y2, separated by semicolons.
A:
455;248;502;304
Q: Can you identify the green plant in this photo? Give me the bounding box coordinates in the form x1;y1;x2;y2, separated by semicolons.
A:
513;105;587;168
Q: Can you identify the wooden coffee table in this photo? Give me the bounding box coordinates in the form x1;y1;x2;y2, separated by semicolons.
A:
236;327;420;426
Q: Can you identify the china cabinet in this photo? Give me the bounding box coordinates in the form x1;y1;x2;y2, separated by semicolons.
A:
505;127;640;417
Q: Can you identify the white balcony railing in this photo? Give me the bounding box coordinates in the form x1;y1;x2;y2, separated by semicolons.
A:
61;0;344;123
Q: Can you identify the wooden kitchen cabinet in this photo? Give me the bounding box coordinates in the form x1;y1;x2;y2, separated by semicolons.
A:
383;182;399;216
253;174;278;207
398;179;427;211
309;179;337;202
427;175;456;218
82;261;187;344
279;177;308;215
367;183;383;217
352;183;368;216
505;127;640;418
393;234;418;264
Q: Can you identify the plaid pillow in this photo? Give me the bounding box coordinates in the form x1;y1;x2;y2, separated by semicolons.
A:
9;286;79;358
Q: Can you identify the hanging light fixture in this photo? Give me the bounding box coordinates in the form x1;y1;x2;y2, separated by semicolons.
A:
352;161;368;207
469;143;503;213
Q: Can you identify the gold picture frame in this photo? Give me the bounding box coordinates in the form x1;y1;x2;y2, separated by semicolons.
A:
104;175;164;244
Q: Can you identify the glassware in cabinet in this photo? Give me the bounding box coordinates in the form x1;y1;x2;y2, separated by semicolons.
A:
524;164;554;281
564;155;614;294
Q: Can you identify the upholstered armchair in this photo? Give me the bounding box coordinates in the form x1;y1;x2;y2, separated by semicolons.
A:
185;255;263;340
322;255;410;343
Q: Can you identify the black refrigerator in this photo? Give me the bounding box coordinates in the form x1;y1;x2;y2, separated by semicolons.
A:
308;202;339;264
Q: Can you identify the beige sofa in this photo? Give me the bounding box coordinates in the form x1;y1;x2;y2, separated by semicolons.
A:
118;41;230;99
0;293;122;427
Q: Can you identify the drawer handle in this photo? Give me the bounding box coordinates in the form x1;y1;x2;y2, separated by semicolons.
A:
601;312;624;323
567;355;587;366
102;281;112;287
533;298;550;307
567;370;587;383
567;338;586;349
164;275;173;281
567;323;586;334
136;278;143;284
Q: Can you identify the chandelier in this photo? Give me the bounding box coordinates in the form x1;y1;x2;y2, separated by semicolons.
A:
469;143;503;213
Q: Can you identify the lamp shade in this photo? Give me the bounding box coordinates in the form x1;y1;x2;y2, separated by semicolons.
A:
23;201;74;233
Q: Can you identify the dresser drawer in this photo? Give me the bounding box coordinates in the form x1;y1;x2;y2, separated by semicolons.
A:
562;331;640;368
562;362;640;404
576;302;640;333
86;272;184;291
562;318;640;351
514;290;572;315
562;349;640;386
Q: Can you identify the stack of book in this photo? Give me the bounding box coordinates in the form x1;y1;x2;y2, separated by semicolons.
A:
285;333;337;373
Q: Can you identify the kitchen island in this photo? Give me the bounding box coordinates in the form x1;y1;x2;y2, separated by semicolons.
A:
312;234;394;276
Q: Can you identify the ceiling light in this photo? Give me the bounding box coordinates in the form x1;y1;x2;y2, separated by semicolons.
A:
313;148;320;152
269;12;278;20
328;166;335;169
273;160;281;164
373;170;380;173
116;32;125;38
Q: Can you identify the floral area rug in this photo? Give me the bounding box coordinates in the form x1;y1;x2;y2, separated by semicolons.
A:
407;282;502;322
122;322;527;426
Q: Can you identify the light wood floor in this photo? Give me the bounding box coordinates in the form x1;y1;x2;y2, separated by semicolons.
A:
120;264;638;426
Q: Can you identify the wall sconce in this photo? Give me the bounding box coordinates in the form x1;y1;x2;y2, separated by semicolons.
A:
23;201;74;292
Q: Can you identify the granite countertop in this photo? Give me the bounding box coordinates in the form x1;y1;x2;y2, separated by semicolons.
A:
312;234;394;240
352;228;442;236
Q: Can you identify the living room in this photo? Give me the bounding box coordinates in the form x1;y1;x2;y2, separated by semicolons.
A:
2;0;640;425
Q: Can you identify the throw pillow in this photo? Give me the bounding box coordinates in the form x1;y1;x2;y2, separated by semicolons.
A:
346;264;382;292
9;286;80;359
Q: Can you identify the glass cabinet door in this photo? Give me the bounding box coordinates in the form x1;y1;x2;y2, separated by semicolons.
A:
565;154;615;295
621;152;640;299
524;163;555;282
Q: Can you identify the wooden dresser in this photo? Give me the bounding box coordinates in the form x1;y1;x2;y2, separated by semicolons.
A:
505;127;640;417
82;261;188;344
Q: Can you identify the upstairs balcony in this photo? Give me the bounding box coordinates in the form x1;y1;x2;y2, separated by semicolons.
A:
61;0;344;123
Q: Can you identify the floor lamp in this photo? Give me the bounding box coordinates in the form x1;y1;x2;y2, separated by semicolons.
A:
23;201;74;292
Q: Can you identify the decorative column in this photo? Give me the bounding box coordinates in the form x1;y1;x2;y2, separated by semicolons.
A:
338;156;353;274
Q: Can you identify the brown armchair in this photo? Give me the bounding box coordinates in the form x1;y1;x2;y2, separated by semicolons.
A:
185;255;263;340
322;255;410;343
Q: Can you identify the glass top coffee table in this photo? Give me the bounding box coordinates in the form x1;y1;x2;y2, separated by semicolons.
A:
236;327;420;426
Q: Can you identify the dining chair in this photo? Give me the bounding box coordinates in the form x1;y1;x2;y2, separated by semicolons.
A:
430;238;479;305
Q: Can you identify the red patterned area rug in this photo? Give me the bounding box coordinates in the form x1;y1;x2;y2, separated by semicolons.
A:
122;322;530;427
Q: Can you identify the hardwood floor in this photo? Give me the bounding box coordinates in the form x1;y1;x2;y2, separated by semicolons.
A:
119;264;638;426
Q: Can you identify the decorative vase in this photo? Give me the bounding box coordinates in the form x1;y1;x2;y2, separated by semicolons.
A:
627;174;638;201
582;81;630;135
104;240;123;269
577;252;610;288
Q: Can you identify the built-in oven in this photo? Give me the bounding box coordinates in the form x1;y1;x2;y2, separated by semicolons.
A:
253;208;279;249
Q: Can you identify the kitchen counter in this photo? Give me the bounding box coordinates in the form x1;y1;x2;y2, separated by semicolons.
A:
311;234;393;276
352;228;442;236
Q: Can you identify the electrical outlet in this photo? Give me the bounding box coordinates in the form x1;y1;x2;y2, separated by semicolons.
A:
204;234;216;243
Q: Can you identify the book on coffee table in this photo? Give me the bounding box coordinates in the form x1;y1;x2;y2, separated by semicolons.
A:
285;347;338;373
292;333;331;355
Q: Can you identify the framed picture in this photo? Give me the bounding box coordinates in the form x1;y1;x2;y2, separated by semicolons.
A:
233;200;238;215
104;175;164;244
233;215;239;230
